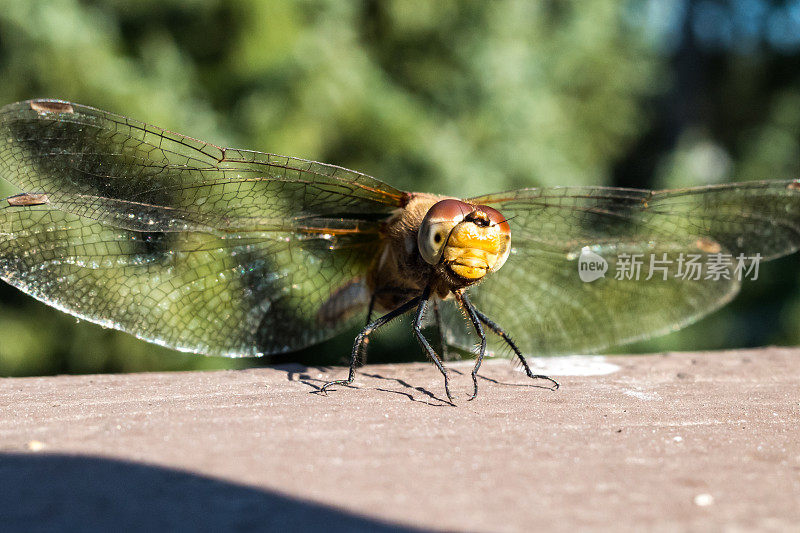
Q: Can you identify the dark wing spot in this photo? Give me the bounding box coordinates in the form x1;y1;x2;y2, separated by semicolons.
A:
30;101;74;115
7;193;49;206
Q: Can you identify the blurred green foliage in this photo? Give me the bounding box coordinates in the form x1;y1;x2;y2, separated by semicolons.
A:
0;0;798;376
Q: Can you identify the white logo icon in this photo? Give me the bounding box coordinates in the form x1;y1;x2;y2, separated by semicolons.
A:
578;246;608;282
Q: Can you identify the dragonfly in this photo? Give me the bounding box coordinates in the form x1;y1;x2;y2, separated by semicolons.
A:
1;99;799;402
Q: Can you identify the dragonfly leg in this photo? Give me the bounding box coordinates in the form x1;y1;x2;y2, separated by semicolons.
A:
412;288;453;402
365;292;377;326
458;292;486;401
431;298;449;360
472;306;559;391
321;294;422;395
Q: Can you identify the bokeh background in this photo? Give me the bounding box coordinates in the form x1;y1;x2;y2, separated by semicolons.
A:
1;0;799;376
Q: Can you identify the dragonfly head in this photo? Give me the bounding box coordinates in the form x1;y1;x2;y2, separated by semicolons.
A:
418;199;511;281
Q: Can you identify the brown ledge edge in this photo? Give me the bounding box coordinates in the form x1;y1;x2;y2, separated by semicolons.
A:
1;347;798;531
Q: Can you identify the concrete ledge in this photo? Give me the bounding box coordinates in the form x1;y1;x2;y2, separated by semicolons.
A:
1;348;798;531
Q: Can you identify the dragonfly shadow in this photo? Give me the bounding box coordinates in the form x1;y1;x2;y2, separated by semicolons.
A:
476;372;560;392
264;363;565;404
266;363;555;401
267;364;452;405
359;372;455;407
268;363;338;393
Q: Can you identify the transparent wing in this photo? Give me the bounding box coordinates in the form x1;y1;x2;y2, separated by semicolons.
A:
0;100;405;232
0;99;405;356
440;182;800;356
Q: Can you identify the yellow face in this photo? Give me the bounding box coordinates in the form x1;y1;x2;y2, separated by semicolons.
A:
417;199;511;281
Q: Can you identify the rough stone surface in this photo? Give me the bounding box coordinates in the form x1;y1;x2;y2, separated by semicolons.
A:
1;348;798;532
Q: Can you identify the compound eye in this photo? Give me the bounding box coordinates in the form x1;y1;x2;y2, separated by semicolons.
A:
417;199;470;265
475;204;512;272
475;204;510;234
